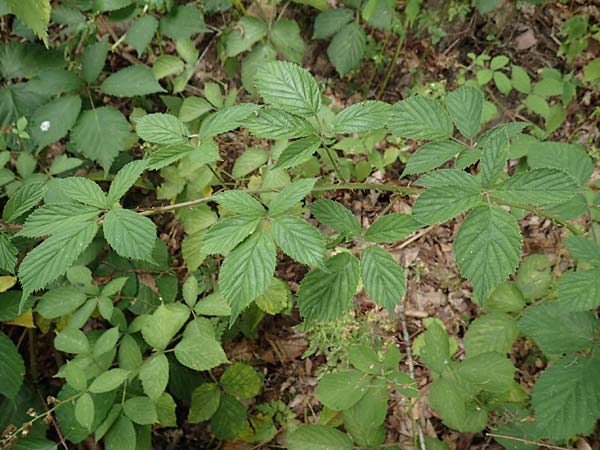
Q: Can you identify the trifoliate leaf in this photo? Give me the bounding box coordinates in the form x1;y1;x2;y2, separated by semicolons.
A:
313;8;354;39
88;368;129;393
226;16;267;57
527;142;593;186
276;136;321;169
199;104;260;138
31;94;81;150
56;177;107;208
141;303;190;351
126;15;158;56
189;383;221;423
2;182;46;222
123;396;158;425
139;353;169;400
287;425;353;450
270;19;305;63
220;362;262;399
314;370;368;410
412;185;482;225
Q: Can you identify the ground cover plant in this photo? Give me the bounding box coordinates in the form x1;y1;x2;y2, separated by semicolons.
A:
0;1;599;450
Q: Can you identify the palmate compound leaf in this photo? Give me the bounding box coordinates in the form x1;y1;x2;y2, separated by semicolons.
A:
360;246;406;315
18;222;98;298
454;205;522;298
297;252;360;322
532;353;600;441
388;95;453;140
271;215;325;267
103;207;156;261
445;85;483;139
255;61;322;117
218;231;277;320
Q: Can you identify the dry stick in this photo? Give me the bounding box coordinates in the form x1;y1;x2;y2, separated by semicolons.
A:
486;433;574;450
395;224;438;251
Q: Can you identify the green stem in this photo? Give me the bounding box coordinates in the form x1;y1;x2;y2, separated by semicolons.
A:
377;28;406;98
321;141;347;183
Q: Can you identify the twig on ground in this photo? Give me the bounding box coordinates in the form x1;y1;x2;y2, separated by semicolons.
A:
486;433;574;450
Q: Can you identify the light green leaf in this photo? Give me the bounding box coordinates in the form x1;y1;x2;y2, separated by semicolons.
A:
341;380;387;448
297;252;360;321
18;223;98;296
105;416;136;450
465;313;518;356
402;141;464;176
511;65;531;94
492;168;579;206
429;377;487;433
308;199;360;236
152;55;184;79
327;23;366;76
36;286;86;319
136;113;189;145
201;215;260;255
482;281;526;313
88;368;129;393
19;203;100;239
101;65;166;97
93;327;120;358
71;106;130;172
271;19;305;63
313;8;354;39
54;329;89;354
269;178;316;217
103;208;156;261
226;16;267;57
139;353;169;400
493;71;512;95
287;425;353;450
179;96;213;122
31;94;81;150
141;303;190;351
123;396;157;425
332;101;391;134
231;147;268;178
188;383;221;423
255;277;291;314
365;213;422;243
255;61;322;117
174;318;229;371
0;331;25;399
243;109;314;140
531;354;600;440
412;185;482;225
389;95;453;140
57;177;106;208
272;215;325;267
126;15;158;56
218;231;276;319
276;136;321;169
446;86;483;139
314;370;368;410
200;104;260;138
564;236;600;267
220;362;262;399
454;205;522;297
241;44;277;96
212;190;266;218
107;160;147;204
156;392;177;427
6;0;50;44
2;182;46;222
75;393;94;430
515;254;551;300
360;246;406;314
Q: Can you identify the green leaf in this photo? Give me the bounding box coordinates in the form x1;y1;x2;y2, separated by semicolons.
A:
0;234;17;273
412;185;482;225
123;396;157;425
531;354;600;440
156;392;177;427
139;353;169;400
159;4;207;40
276;136;321;169
255;61;322;117
71;106;130;173
101;65;165;97
136;113;189;145
218;231;276;319
126;15;158;56
81;37;109;84
220;362;263;399
511;65;531;94
287;425;353;450
65;362;87;392
105;416;136;450
527;142;593;186
36;286;86;319
188;383;221;423
212;190;266;218
231;147;268;178
360;246;406;314
88;368;130;393
103;208;156;261
402;141;464;176
429;377;487;433
201;215;260;255
493;71;512;95
255;277;291;314
327;23;366;76
54;329;89;354
2;182;46;222
174;318;228;370
0;331;25;399
6;0;50;44
297;252;360;321
56;177;107;208
519;301;598;355
533;77;564;98
226;16;267;57
315;370;368;410
419;321;450;374
75;393;94;431
482;281;526;313
341;380;387;448
18;223;98;296
241;44;277;96
210;394;247;441
272;215;325;267
465;313;518;356
269;178;316;217
141;303;190;351
200;104;260;138
243;109;314;140
365;213;422;243
332;101;392;133
313;8;354;39
271;19;305;63
515;254;551;300
31;94;81;150
389;95;453;140
152;55;184;79
19;203;100;239
308;199;360;236
107;160;147;204
564;236;600;267
459;352;515;393
480;130;509;187
492;168;579;206
446;86;483;139
179;96;213;122
454;205;522;297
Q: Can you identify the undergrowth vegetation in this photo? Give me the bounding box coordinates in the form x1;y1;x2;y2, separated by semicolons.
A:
0;1;599;450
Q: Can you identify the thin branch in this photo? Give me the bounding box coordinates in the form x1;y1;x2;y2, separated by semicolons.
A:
486;433;574;450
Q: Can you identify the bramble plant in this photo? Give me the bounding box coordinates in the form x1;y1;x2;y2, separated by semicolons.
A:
1;2;600;450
